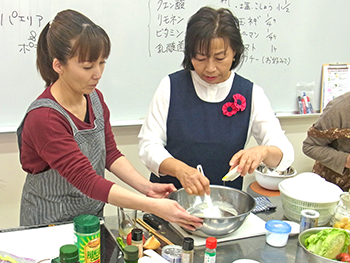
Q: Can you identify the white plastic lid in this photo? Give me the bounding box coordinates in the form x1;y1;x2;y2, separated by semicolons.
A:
279;172;343;203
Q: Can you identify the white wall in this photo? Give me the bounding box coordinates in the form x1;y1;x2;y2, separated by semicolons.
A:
0;115;317;229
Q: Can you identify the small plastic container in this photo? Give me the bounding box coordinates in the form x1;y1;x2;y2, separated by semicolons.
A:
265;220;291;247
161;245;182;262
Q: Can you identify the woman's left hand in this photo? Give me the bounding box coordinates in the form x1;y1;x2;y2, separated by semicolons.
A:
146;183;177;198
229;145;284;176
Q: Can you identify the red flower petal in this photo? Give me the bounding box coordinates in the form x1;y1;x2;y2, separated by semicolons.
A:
233;94;246;111
222;102;238;117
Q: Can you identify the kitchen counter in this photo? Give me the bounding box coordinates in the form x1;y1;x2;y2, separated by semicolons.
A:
0;196;309;263
104;196;309;263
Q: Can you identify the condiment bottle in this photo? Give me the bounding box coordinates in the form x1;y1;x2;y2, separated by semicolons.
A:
59;244;79;263
123;245;139;263
131;228;143;258
182;237;194;263
51;244;79;263
73;214;101;263
204;237;217;263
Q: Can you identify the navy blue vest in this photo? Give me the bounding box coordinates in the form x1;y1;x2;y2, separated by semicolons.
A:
150;70;253;190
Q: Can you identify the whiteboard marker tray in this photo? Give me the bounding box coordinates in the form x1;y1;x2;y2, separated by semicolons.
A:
170;213;266;247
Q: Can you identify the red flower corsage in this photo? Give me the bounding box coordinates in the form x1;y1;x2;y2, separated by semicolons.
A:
222;102;238;116
222;93;246;117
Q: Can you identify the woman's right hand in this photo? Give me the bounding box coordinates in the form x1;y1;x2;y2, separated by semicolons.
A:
176;165;210;196
159;158;210;196
150;198;203;231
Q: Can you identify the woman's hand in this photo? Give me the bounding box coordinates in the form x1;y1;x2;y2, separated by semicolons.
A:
146;183;177;198
229;146;282;175
107;184;202;231
159;158;210;196
345;154;350;169
151;199;203;231
176;166;210;196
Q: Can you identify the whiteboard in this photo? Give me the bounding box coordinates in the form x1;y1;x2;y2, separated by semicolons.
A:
1;0;349;132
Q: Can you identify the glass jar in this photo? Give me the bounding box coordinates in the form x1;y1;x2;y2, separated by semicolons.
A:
330;192;350;229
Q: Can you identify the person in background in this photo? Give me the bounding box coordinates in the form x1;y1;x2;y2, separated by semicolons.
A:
138;6;294;196
303;92;350;191
17;9;202;230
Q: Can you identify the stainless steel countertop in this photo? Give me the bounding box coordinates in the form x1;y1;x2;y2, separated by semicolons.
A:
104;195;310;263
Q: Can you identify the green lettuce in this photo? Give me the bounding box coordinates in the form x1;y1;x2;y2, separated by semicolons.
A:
305;228;350;259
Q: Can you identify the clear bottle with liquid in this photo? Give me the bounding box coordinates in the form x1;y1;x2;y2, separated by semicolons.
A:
204;237;217;263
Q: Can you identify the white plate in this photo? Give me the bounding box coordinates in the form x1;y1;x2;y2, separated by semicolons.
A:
283;220;300;235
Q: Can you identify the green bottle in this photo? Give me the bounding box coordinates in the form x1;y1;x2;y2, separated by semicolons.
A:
123;245;139;263
73;214;101;263
51;244;79;263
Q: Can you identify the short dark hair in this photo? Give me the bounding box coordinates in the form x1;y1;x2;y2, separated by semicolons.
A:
36;10;111;87
182;6;244;71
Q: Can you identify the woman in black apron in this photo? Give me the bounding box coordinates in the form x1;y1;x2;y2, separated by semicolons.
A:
17;9;202;231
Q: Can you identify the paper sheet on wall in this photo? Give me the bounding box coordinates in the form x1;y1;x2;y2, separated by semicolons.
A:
321;63;350;111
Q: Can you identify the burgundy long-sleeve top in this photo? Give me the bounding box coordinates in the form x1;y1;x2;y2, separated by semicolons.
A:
19;87;123;203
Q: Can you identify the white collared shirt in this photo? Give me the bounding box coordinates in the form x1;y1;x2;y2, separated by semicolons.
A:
138;71;294;176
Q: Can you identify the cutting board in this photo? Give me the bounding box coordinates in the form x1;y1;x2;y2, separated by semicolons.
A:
0;223;74;261
170;213;266;247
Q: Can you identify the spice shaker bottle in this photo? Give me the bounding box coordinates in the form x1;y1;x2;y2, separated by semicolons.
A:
73;214;101;263
131;228;144;258
182;237;194;263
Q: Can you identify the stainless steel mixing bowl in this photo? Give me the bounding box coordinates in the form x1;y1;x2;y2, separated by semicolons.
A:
168;185;256;237
298;227;349;263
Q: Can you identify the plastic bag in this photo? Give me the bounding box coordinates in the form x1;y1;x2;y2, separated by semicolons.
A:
0;251;36;263
296;82;316;114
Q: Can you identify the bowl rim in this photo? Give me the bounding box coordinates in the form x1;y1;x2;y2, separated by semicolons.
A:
298;227;350;262
255;165;297;178
255;172;296;178
168;185;256;219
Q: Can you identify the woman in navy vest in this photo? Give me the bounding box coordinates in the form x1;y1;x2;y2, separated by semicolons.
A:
139;7;294;196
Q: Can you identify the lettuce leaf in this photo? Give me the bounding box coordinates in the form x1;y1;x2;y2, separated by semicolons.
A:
305;228;350;259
